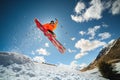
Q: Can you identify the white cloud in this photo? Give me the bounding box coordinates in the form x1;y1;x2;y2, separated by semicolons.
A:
36;48;49;56
70;61;87;70
71;37;76;41
75;1;86;14
103;0;112;9
58;61;87;70
108;39;115;44
102;22;109;28
57;61;79;70
45;43;49;47
31;51;35;55
75;38;106;52
71;0;120;23
33;56;45;63
71;15;85;23
103;39;115;49
68;48;76;53
87;26;101;39
79;31;86;35
79;26;101;39
70;60;78;69
75;38;106;59
75;52;88;59
79;63;87;69
71;0;104;22
83;0;103;20
79;26;100;39
111;0;120;15
98;32;111;40
74;25;112;59
57;63;71;70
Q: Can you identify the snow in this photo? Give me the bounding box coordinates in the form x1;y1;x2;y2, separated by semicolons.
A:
0;52;110;80
0;62;108;80
105;39;117;55
115;62;120;73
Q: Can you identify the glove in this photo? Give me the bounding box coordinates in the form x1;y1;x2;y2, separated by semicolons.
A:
55;18;58;21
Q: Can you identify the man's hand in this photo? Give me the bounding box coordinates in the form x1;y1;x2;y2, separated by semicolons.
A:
55;18;58;21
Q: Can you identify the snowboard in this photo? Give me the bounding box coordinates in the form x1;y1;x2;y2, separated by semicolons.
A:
34;18;66;53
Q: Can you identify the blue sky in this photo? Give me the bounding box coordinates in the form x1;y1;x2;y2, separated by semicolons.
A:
0;0;120;67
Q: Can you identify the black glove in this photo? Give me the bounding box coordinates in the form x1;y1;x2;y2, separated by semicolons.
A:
55;18;58;21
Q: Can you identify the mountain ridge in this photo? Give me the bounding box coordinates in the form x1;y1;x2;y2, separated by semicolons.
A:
81;38;120;71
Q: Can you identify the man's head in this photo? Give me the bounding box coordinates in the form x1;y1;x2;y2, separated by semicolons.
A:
50;20;54;24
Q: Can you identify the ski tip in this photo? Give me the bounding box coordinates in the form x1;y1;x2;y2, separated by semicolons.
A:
34;18;38;23
60;48;66;54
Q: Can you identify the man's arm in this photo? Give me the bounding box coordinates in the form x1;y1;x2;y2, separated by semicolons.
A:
52;18;58;31
55;18;58;24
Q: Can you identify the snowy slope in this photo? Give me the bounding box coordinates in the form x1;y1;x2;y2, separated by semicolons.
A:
115;62;120;73
0;52;109;80
0;52;32;66
82;38;120;71
0;63;108;80
95;39;117;61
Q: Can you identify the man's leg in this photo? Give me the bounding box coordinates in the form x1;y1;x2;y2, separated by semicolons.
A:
48;30;56;37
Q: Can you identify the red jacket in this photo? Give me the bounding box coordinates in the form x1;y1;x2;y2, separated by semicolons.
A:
43;20;58;31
